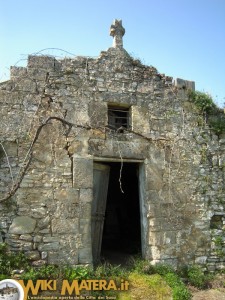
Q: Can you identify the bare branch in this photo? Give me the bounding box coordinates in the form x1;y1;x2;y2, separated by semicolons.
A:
0;116;169;203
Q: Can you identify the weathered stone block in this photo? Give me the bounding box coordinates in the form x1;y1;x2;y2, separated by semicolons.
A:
8;239;33;251
38;242;60;251
195;256;207;265
10;66;27;79
54;189;80;218
43;236;59;243
174;78;195;90
48;250;78;265
132;106;150;134
28;55;59;70
68;139;89;156
33;235;42;243
79;203;91;219
163;231;176;245
51;218;79;234
80;189;92;203
41;251;48;259
151;246;161;260
78;247;92;264
31;207;47;218
73;158;93;188
88;102;107;127
37;216;50;229
146;167;163;191
31;260;47;267
25;251;40;260
9;216;36;234
54;188;79;202
99;140;148;159
79;218;91;235
19;234;33;241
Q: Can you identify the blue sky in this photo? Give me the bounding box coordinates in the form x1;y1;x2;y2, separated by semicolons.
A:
0;0;225;107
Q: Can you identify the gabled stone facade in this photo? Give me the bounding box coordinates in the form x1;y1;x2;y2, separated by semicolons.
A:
0;20;224;270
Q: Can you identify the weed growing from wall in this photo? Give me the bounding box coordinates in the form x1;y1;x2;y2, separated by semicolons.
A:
188;91;216;113
189;90;225;135
212;235;225;258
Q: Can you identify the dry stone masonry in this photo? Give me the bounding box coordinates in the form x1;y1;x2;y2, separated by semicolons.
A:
0;20;224;270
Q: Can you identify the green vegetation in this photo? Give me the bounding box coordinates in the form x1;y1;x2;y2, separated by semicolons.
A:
0;243;223;299
0;243;29;276
130;259;191;300
21;265;60;281
212;235;225;258
189;90;217;113
186;265;213;289
189;90;225;135
94;262;128;280
118;272;171;300
209;116;225;135
214;235;223;247
62;265;92;282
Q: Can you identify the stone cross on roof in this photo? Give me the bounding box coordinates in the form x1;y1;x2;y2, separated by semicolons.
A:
110;19;125;49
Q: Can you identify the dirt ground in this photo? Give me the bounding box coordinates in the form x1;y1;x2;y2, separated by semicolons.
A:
192;289;225;300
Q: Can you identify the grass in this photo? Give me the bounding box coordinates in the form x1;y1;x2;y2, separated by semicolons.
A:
1;243;222;299
129;258;191;300
119;272;171;300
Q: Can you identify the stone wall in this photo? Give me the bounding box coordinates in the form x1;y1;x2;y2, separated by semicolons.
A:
0;37;224;270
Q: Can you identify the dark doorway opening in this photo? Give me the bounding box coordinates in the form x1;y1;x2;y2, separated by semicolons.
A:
101;162;141;264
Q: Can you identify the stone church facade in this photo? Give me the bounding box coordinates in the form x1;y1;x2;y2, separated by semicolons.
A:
0;20;224;270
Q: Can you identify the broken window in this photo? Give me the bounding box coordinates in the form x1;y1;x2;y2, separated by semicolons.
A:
108;106;130;131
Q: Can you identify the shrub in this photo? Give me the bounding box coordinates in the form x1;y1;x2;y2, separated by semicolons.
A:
172;285;192;300
62;265;93;282
153;263;175;276
164;272;192;300
189;90;216;113
36;265;59;279
0;243;29;275
189;90;225;135
187;265;213;289
20;268;39;282
21;265;60;282
208;114;225;135
0;274;8;280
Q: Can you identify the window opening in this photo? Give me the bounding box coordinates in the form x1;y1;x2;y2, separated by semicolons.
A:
108;106;130;131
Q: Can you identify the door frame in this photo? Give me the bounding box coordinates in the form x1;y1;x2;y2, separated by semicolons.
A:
92;162;110;264
92;157;147;260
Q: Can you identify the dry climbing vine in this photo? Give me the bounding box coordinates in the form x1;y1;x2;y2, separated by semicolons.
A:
0;112;168;203
0;51;220;235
